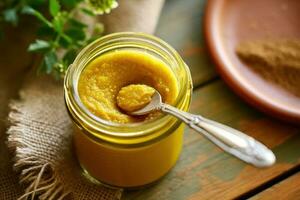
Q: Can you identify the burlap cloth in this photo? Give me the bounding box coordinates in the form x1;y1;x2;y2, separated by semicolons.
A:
1;0;165;199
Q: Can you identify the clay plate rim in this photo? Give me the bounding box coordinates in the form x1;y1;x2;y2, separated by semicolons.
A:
203;0;300;124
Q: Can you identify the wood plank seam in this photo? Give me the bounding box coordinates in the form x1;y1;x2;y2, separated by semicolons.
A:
236;164;300;200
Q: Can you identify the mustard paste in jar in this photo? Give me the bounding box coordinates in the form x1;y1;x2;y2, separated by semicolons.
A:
78;50;178;123
66;33;193;188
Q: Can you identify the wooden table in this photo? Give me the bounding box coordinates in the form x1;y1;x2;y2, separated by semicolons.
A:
1;0;299;199
124;0;300;199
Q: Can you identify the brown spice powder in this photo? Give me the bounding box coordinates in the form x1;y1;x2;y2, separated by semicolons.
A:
236;40;300;97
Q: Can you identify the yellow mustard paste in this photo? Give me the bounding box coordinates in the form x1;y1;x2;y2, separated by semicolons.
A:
117;84;155;112
78;50;178;123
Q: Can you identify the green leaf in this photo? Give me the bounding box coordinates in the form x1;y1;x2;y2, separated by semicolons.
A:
21;6;35;14
61;0;82;8
22;6;52;27
26;0;46;7
52;15;63;33
37;25;56;37
44;51;57;74
69;18;87;29
3;8;18;26
80;8;95;16
65;27;86;41
49;0;60;17
63;49;77;64
58;36;71;48
28;39;51;52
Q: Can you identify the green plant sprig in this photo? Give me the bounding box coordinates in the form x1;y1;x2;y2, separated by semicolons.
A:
1;0;118;79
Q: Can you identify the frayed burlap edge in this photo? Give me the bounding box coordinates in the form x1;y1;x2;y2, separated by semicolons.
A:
7;100;70;200
6;79;122;200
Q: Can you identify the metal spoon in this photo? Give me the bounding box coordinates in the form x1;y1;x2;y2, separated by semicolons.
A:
130;90;276;167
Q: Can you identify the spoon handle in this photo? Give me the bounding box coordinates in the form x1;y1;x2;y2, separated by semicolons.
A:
160;103;276;167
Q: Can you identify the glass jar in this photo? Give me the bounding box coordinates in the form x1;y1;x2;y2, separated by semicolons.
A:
64;32;193;188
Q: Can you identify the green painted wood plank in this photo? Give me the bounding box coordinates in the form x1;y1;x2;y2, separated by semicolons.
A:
156;0;217;87
124;80;300;200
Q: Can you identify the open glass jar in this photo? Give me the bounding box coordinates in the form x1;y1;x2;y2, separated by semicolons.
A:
64;32;193;188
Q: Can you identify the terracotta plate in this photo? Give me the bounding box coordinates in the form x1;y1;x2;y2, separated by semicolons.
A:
204;0;300;124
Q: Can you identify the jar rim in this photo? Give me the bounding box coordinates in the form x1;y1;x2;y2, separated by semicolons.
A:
64;32;192;140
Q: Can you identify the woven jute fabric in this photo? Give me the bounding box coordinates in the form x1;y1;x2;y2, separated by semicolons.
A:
7;76;122;200
2;0;165;199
